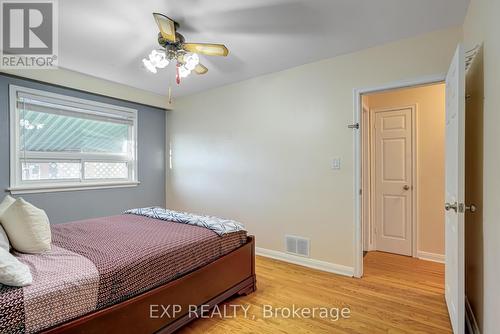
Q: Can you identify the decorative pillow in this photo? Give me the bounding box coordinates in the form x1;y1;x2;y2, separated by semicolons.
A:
0;248;32;286
0;196;15;252
0;225;10;252
0;198;51;254
0;195;15;215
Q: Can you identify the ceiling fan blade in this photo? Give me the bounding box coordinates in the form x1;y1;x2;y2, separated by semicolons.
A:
182;43;229;57
194;63;208;75
153;13;176;43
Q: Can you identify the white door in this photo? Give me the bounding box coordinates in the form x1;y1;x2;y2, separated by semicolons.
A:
444;44;465;334
373;107;413;256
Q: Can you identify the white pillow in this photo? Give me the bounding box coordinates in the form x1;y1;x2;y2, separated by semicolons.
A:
0;225;10;252
0;248;32;286
0;195;15;215
0;198;51;254
0;196;15;252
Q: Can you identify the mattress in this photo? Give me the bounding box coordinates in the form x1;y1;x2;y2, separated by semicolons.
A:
0;214;247;334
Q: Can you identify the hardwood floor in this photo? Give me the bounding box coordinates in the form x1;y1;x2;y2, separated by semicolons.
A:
179;252;451;333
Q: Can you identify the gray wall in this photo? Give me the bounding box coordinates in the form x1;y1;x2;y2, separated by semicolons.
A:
0;74;166;224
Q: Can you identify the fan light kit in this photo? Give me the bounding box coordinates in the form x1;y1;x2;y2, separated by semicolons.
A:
142;13;229;85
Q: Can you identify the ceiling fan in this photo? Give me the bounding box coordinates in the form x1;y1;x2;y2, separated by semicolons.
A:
142;13;229;85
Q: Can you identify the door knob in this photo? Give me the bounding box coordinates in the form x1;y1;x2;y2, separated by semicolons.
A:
445;202;458;212
403;185;410;190
464;204;477;213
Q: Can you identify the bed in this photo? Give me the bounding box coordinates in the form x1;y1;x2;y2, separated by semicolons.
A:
0;212;256;334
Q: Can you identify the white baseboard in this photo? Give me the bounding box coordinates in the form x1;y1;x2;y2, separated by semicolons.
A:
465;296;481;334
417;251;445;263
255;247;354;277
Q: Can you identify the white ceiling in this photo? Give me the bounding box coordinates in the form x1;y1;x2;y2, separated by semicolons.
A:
59;0;469;97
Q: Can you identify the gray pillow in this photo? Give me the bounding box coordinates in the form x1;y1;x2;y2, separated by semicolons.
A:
0;225;10;251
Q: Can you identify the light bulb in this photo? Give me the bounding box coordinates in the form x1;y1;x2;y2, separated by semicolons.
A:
148;53;158;67
185;62;196;71
142;58;157;73
184;53;199;71
150;50;169;69
150;49;162;58
178;65;191;78
156;56;169;69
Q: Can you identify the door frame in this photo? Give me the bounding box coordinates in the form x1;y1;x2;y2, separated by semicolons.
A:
353;74;445;278
369;105;417;255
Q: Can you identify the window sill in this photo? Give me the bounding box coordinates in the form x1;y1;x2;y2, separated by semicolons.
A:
7;181;140;195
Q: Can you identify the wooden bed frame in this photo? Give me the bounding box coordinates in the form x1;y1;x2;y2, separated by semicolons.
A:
42;236;256;334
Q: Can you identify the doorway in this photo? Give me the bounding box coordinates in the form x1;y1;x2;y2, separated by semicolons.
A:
358;81;447;261
353;45;473;334
369;105;415;256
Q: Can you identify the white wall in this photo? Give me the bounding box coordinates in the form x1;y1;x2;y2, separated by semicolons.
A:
167;27;461;270
463;0;500;332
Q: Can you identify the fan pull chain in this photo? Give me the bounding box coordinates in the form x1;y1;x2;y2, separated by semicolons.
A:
176;64;181;85
168;86;173;105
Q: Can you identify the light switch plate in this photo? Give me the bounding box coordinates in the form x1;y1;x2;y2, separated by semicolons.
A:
332;157;341;170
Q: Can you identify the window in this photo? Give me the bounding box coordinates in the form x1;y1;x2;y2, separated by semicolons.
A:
9;85;139;194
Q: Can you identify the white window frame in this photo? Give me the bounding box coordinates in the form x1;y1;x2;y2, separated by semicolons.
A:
8;85;139;194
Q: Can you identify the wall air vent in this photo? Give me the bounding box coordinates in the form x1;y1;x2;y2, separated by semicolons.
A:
285;235;310;257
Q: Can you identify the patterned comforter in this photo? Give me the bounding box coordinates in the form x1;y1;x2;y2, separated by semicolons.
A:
0;214;247;334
